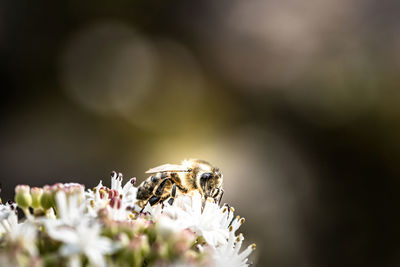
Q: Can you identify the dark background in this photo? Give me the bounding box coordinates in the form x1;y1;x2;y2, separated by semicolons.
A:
1;1;400;266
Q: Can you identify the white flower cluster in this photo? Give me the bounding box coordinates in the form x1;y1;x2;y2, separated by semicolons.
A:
0;172;255;267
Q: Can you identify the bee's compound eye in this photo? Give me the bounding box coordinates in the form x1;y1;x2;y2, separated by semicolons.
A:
201;173;212;181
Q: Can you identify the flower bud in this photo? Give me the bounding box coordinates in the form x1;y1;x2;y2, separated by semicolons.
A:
110;197;122;209
30;187;43;209
14;185;32;208
108;189;119;199
40;186;54;210
63;183;85;196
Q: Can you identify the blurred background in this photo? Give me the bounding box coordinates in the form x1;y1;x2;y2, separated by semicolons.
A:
1;0;400;266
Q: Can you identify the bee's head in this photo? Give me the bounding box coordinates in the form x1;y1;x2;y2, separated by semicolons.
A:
197;169;223;199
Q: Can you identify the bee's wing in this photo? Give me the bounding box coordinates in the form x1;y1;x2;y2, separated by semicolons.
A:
146;164;189;174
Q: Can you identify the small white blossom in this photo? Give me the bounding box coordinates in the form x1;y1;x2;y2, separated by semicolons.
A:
85;173;138;220
1;210;38;257
0;202;16;235
0;209;18;235
211;229;255;267
151;191;232;247
85;180;108;217
9;221;38;256
47;218;114;267
55;191;86;226
45;190;116;266
150;191;255;265
110;172;138;204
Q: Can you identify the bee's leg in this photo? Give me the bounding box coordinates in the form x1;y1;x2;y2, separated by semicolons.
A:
155;179;171;197
148;195;161;206
167;184;177;205
211;188;219;201
139;179;170;212
148;178;175;207
139;195;162;213
218;188;224;205
169;172;188;194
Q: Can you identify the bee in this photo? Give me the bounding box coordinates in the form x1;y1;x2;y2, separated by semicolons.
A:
136;159;224;208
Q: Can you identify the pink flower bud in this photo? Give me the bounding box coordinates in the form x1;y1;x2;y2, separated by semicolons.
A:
110;197;122;209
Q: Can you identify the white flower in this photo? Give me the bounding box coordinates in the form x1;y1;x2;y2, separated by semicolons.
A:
85;173;138;220
107;172;139;221
85;180;108;217
151;191;234;247
8;221;38;256
0;202;16;235
211;232;256;267
42;190;86;229
0;202;38;256
209;212;255;267
110;172;138;208
107;196;131;221
1;209;38;256
150;191;255;266
0;209;18;235
0;204;31;254
45;190;116;266
47;217;115;267
55;191;87;226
